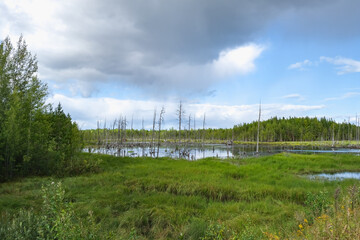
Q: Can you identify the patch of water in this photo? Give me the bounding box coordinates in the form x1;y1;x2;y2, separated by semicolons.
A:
84;143;360;160
309;172;360;181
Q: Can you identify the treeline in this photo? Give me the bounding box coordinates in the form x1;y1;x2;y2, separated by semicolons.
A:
234;116;358;142
83;116;360;145
0;36;82;182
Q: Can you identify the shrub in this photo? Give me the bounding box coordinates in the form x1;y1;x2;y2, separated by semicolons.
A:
0;181;100;239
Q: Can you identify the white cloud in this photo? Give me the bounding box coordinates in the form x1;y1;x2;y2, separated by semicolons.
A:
320;56;360;74
212;44;265;76
324;92;360;101
288;59;312;70
47;94;325;129
281;93;305;100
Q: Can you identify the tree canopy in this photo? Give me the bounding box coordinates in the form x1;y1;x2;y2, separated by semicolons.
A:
0;36;82;181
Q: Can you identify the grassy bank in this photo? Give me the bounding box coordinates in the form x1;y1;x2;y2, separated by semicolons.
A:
1;153;360;239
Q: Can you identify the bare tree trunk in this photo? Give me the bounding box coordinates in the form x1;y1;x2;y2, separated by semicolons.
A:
124;116;127;143
202;113;206;147
151;109;156;156
177;101;184;144
142;118;145;156
256;102;261;153
131;115;133;142
332;123;335;147
97;120;100;145
188;114;191;143
157;107;165;158
103;119;107;148
193;116;196;143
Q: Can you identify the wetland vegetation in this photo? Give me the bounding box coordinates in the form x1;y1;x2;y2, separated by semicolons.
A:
2;153;360;239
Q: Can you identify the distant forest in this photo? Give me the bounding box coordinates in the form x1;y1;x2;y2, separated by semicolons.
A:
82;116;360;144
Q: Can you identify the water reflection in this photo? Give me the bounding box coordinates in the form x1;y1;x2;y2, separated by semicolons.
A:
85;143;360;160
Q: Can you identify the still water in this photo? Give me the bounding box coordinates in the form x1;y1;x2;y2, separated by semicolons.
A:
309;172;360;181
85;143;360;160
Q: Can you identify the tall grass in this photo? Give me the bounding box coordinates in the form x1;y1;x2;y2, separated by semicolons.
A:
1;153;360;239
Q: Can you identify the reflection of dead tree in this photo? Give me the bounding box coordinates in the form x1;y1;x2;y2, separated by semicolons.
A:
157;107;165;158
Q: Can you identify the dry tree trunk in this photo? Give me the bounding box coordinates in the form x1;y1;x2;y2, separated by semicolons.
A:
256;102;261;153
151;109;156;156
157;107;165;158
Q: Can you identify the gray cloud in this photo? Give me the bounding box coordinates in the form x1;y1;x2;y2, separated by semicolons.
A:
2;0;360;97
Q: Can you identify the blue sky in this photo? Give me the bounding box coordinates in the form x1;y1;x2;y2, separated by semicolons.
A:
1;0;360;129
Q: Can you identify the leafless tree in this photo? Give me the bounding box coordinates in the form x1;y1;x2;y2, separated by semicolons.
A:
130;114;134;142
256;102;261;153
188;114;191;143
202;113;206;146
141;118;145;156
151;109;156;156
97;120;100;145
157;107;165;158
177;101;185;144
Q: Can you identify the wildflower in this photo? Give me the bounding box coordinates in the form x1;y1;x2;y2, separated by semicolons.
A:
299;224;303;229
304;218;308;224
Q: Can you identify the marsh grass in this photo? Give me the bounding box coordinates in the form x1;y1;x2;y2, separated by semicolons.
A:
1;153;360;239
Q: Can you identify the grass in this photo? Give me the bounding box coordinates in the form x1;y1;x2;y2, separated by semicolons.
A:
1;153;360;239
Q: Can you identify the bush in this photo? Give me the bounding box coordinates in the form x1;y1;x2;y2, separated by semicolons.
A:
0;181;100;239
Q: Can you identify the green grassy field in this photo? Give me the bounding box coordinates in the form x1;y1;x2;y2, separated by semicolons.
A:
1;153;360;239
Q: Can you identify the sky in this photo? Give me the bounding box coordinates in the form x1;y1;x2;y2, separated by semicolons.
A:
1;0;360;129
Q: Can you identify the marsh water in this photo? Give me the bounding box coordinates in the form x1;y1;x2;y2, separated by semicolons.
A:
86;143;360;160
309;172;360;181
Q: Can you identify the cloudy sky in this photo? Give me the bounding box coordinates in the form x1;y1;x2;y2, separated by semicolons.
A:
1;0;360;129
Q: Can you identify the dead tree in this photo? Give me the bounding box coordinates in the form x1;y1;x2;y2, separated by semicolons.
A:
131;115;134;142
97;120;100;145
141;118;145;156
177;101;184;144
151;109;156;156
188;114;191;143
157;107;165;158
202;113;206;146
256;102;261;153
123;116;127;143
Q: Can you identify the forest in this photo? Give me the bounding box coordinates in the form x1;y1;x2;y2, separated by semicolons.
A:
82;116;360;146
0;36;83;182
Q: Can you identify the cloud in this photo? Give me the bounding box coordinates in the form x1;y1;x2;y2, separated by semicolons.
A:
3;0;359;98
281;93;305;101
3;0;360;98
324;92;360;101
320;56;360;74
47;94;325;129
288;60;313;70
212;44;265;76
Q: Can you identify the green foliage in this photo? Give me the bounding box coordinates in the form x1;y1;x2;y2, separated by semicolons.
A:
201;222;240;240
305;190;331;222
0;36;83;181
0;181;100;239
291;185;360;239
